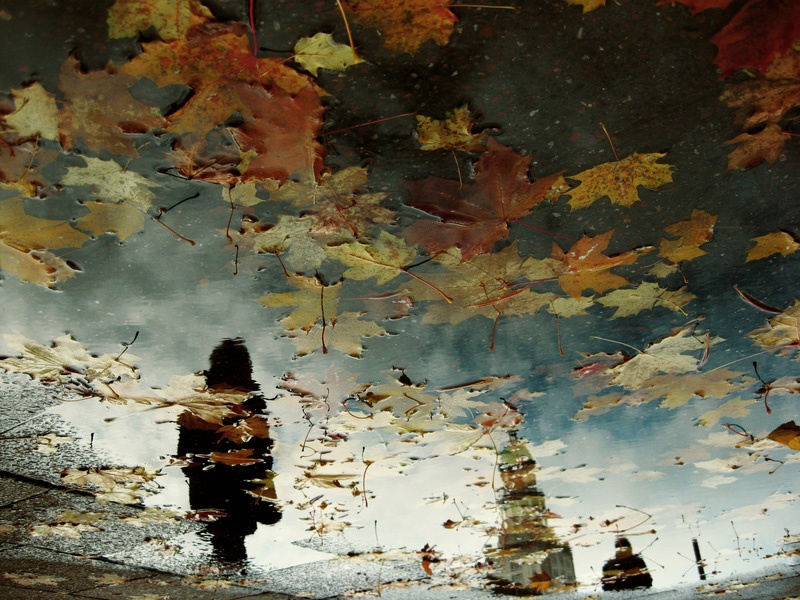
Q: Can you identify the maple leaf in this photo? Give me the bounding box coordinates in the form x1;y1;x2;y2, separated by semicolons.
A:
119;23;324;149
767;421;800;450
631;368;751;408
596;282;695;318
58;56;164;156
62;156;159;215
416;106;489;152
710;0;800;78
655;0;735;14
402;244;559;325
346;0;458;55
228;83;326;183
294;32;362;76
30;522;102;539
564;152;673;210
747;299;800;353
326;231;421;286
238;215;328;273
285;311;387;357
565;0;606;13
602;325;720;389
3;573;65;587
258;274;340;331
746;231;800;262
2;82;59;140
107;0;214;41
697;398;756;427
403;140;563;261
725;122;788;170
658;209;717;263
205;448;264;466
0;192;92;286
551;230;651;298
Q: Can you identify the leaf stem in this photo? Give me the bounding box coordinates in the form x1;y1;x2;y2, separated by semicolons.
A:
335;0;360;64
323;112;417;136
600;122;619;161
401;268;453;303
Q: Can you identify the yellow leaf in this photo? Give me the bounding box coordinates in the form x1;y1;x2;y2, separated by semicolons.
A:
658;209;717;263
596;282;695;318
294;32;361;76
326;231;418;285
75;201;146;242
284;311;387;357
416;106;488;152
565;153;673;210
4;82;59;140
746;231;800;262
565;0;607;12
767;421;800;450
257;274;340;331
697;398;756;427
107;0;213;41
748;299;800;350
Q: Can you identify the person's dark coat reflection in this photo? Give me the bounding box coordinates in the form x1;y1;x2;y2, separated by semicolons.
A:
176;339;280;563
601;536;653;591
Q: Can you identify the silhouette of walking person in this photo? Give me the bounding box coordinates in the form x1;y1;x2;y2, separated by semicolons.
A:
601;536;653;591
176;338;280;564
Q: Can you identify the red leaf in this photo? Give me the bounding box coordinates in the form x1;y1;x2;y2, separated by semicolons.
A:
712;0;800;78
654;0;735;14
403;139;561;261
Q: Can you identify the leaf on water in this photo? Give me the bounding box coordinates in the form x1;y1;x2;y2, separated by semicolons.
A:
565;152;673;210
206;448;264;466
416;106;489;152
258;274;340;331
61;466;160;504
748;299;800;353
0;333;138;386
658;209;717;263
403;140;563;261
697;398;756;427
217;415;270;444
604;325;720;389
119;506;182;527
596;282;695;318
62;156;160;215
655;0;735;14
346;0;458;55
565;0;607;12
746;231;800;262
3;82;59;140
294;32;362;76
58;56;164;157
107;0;214;41
284;311;387;357
551;230;651;298
634;368;751;409
326;231;418;285
241;216;329;273
767;421;800;450
725;122;788;170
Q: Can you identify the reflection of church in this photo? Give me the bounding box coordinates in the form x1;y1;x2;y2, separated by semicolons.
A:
485;432;577;595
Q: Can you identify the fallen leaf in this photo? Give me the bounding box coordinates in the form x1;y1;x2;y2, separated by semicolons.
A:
294;32;361;76
326;231;419;285
551;230;651;298
346;0;458;54
767;421;800;450
30;522;102;539
35;433;75;455
243;215;329;273
748;299;800;352
416;106;489;152
403;139;563;261
658;209;717;263
565;0;606;12
3;573;65;587
284;311;387;357
711;0;800;78
725;122;788;170
206;448;265;466
565;152;673;210
697;398;756;426
2;82;59;140
107;0;214;41
62;156;160;215
58;56;164;156
596;282;695;318
257;274;340;331
746;231;800;262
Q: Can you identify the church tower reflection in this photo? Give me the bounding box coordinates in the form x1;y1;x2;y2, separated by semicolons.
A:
486;432;577;595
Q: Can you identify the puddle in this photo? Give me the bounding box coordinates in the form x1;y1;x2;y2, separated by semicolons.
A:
2;0;800;596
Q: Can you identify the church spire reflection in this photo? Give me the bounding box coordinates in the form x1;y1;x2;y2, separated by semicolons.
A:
485;431;577;595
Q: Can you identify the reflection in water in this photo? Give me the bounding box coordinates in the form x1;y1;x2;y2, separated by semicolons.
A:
176;339;280;563
601;536;653;591
486;432;576;595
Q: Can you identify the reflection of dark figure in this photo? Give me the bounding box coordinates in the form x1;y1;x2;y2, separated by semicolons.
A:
601;536;653;591
486;432;576;595
177;339;280;564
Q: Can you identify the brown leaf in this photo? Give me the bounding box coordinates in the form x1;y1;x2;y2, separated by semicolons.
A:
725;122;787;170
767;421;800;450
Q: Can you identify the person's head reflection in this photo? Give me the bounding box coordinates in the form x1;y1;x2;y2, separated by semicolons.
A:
176;338;280;564
601;536;653;591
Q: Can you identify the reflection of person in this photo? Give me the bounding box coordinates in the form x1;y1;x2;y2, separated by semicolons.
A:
176;338;280;563
601;536;653;591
